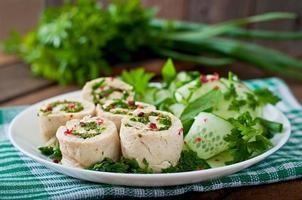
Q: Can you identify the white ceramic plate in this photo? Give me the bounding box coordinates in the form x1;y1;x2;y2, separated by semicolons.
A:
8;91;291;187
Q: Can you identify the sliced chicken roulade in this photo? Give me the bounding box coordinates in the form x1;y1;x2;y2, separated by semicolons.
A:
120;110;183;172
56;116;120;168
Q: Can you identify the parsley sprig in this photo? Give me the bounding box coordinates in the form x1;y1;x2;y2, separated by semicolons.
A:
224;112;283;164
39;146;62;162
89;158;153;173
162;150;210;173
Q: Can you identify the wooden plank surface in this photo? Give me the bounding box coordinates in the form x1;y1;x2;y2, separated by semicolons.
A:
0;62;54;103
0;0;43;40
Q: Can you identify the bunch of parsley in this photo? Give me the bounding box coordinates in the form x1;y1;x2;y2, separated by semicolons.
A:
2;0;154;85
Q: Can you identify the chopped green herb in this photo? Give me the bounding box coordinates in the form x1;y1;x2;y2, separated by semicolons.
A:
71;121;105;139
130;111;172;130
224;83;237;100
38;146;54;156
245;92;259;110
122;91;130;100
162;150;210;173
159;117;171;126
92;79;105;90
228;99;246;111
254;88;281;105
38;146;62;161
89;157;153;173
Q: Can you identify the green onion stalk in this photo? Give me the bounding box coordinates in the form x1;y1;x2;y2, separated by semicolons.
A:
1;0;302;85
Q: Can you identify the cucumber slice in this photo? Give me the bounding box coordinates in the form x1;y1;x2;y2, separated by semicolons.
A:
206;150;233;168
185;112;233;159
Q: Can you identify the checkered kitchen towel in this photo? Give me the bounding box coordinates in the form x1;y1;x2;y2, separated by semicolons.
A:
0;78;302;199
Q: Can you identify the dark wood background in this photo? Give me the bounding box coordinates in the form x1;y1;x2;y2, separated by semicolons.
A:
0;1;302;200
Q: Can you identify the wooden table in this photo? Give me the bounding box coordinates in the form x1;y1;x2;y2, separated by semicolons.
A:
0;54;301;200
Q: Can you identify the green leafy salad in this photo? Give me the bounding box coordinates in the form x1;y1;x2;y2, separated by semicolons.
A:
121;59;283;169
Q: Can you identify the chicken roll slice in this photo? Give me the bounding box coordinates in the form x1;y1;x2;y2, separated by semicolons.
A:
38;99;95;142
82;77;134;105
120;110;183;172
56;116;120;168
96;99;155;131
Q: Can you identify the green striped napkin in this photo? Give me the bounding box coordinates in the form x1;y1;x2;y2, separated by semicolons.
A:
0;78;302;199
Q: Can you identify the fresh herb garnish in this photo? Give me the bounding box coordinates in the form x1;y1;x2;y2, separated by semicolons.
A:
162;150;210;173
71;121;105;139
161;58;176;87
92;79;105;90
224;83;237;100
121;68;155;100
130;111;172;130
245;92;259;110
224;112;282;164
228;99;246;111
89;157;153;173
254;88;281;105
39;146;62;162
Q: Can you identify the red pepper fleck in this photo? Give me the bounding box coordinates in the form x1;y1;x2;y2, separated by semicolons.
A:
210;72;220;81
99;85;105;90
203;118;208;123
149;123;157;129
137;105;143;109
184;141;187;144
53;159;59;163
128;100;135;106
178;128;183;135
64;129;73;135
46;105;53;112
96;118;104;125
195;137;202;143
68;103;75;108
110;77;115;81
200;74;208;83
138;112;144;117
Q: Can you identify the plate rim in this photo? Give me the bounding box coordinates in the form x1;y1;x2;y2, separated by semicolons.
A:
7;90;292;184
